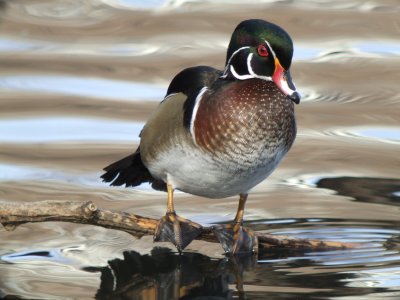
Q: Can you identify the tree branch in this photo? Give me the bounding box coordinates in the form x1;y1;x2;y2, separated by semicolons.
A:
0;200;356;251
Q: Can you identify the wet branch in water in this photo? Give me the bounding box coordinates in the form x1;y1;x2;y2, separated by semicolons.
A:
0;200;355;252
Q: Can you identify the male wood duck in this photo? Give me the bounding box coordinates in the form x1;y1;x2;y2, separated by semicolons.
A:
101;19;300;255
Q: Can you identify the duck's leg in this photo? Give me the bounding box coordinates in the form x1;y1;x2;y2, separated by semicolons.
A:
213;194;258;255
154;184;203;253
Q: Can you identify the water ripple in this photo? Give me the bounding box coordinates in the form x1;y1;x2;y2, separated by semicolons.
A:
297;40;400;61
309;126;400;144
0;163;101;187
100;0;166;10
0;117;143;143
258;220;400;272
2;249;73;265
343;267;400;289
0;36;162;56
342;127;400;144
314;41;400;61
299;126;400;144
0;75;165;101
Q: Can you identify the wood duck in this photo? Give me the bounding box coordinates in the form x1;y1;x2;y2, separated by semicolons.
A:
101;19;300;255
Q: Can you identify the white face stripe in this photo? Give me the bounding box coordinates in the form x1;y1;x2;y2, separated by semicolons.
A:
226;46;250;68
221;46;250;78
264;40;277;59
221;40;277;81
190;86;208;144
247;53;272;81
230;65;254;80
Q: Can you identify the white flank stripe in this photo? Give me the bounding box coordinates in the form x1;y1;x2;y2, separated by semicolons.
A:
190;86;208;144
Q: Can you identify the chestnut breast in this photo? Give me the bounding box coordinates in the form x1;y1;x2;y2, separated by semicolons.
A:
193;78;296;168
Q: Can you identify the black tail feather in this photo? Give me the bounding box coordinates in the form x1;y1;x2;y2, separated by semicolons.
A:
101;148;167;192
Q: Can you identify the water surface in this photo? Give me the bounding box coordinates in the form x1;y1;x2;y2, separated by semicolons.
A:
0;0;399;299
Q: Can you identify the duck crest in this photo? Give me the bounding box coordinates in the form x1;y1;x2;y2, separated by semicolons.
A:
192;78;296;161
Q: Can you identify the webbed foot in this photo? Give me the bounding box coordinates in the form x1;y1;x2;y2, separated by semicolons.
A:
213;222;258;255
154;212;203;253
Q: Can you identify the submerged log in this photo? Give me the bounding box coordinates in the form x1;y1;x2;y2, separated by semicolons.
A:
0;200;356;252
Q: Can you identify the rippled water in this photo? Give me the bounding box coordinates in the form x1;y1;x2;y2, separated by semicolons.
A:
0;0;399;299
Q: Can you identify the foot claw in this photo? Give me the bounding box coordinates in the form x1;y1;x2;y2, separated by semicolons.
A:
213;223;257;255
154;213;202;252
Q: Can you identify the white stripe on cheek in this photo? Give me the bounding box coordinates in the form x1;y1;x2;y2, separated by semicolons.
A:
230;65;254;80
221;46;250;78
247;52;273;81
222;42;274;82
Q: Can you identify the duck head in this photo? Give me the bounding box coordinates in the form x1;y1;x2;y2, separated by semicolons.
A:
222;19;300;104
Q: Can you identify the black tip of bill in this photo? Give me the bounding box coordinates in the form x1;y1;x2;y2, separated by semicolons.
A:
289;91;301;104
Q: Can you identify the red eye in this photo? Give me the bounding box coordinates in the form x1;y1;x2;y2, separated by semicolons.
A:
257;45;269;57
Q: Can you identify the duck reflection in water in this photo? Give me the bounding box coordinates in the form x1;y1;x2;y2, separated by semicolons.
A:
90;246;339;300
91;248;256;300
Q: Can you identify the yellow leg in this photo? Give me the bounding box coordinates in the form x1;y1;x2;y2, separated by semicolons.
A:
154;183;202;252
231;193;248;254
166;184;175;213
233;194;248;224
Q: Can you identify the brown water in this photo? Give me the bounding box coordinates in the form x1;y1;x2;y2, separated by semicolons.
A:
0;0;400;299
